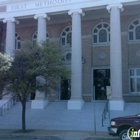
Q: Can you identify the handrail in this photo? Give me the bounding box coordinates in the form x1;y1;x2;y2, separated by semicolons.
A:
102;100;109;127
0;96;18;116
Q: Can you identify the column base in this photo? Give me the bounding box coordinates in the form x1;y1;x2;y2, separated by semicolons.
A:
31;99;48;109
67;99;84;110
109;99;125;111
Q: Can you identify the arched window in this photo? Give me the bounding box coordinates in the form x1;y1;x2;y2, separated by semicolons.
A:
92;22;110;44
32;31;49;45
129;19;140;41
15;33;21;50
61;26;72;47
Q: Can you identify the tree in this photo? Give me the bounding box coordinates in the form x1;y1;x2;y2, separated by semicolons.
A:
6;41;69;131
0;53;13;98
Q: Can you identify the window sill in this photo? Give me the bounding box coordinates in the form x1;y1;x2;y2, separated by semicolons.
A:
128;41;140;44
92;43;110;47
123;93;140;96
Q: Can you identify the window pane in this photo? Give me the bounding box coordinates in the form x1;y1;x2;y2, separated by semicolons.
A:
18;42;21;49
129;32;133;40
99;29;107;42
137;78;140;92
130;78;135;92
17;36;20;40
62;38;65;45
66;27;69;32
129;25;134;30
46;33;49;38
133;20;139;25
67;32;71;45
34;34;37;39
135;26;140;40
137;69;140;75
130;69;134;76
66;53;71;61
104;24;108;28
62;32;66;36
94;28;98;33
93;35;97;43
108;27;110;31
97;24;102;29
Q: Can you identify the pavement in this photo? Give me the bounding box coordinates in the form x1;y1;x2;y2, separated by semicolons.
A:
0;129;119;140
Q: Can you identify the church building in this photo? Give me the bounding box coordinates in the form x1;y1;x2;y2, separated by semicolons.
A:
0;0;140;110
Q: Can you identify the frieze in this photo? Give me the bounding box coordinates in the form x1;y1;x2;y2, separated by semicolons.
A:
7;0;71;12
0;6;6;12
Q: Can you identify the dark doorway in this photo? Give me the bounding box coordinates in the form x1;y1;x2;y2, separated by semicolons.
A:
61;79;71;100
93;69;110;100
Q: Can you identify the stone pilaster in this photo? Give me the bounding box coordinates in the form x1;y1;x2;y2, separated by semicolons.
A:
67;9;84;110
106;4;124;110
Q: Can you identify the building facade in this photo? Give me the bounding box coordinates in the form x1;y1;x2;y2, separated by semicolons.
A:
0;0;140;110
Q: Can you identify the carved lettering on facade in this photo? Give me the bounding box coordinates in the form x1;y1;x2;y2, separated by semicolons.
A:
9;0;71;12
11;4;27;11
35;0;71;7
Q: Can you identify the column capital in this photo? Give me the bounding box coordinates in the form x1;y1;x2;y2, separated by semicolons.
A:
68;9;85;16
3;17;19;24
34;13;50;20
106;3;124;12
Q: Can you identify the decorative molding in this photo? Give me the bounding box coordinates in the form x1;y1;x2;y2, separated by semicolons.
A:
68;9;85;16
106;3;124;12
98;52;107;60
34;13;50;20
3;17;19;24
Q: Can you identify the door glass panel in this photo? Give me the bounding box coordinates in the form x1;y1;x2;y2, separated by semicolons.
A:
137;69;140;76
137;78;140;92
130;78;135;92
94;69;110;100
130;69;134;76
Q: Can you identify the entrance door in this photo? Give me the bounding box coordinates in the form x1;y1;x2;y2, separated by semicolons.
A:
60;79;71;100
93;69;110;100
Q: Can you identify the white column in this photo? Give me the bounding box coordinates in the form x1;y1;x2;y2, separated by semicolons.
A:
107;4;124;110
67;9;85;110
3;18;17;56
34;13;50;43
31;14;50;109
1;18;18;102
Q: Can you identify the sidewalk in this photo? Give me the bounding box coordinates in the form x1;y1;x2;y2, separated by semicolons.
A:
0;129;119;140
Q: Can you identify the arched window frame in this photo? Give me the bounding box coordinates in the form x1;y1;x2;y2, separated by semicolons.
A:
92;22;110;45
60;26;72;47
128;19;140;42
15;32;21;50
32;31;49;45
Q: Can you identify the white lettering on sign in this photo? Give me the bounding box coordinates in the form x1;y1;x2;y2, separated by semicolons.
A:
8;0;71;12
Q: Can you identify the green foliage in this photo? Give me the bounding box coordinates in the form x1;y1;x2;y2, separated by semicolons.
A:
0;53;13;96
1;41;70;131
0;53;13;72
6;41;70;102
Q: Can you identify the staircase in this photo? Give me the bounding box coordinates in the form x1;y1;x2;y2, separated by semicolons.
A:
0;101;139;132
0;97;18;116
